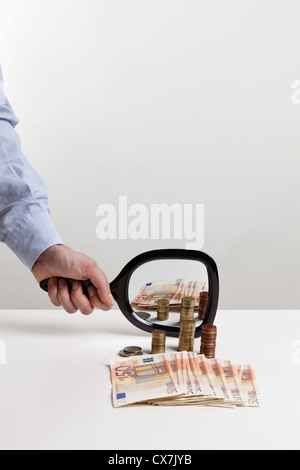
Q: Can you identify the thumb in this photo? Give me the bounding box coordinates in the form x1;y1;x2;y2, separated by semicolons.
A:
89;266;115;307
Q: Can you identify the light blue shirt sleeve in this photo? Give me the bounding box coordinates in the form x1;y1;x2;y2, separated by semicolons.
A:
0;65;63;269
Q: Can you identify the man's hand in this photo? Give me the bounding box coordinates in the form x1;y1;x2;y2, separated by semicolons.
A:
32;245;115;315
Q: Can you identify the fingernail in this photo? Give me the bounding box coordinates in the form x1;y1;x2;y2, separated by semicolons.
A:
58;279;65;290
72;281;79;291
108;294;115;305
88;286;95;297
49;278;55;287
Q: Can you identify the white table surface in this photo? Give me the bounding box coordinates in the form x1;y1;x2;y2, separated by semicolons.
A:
0;308;299;450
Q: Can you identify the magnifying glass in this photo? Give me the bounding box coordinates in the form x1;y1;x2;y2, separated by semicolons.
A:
40;249;219;338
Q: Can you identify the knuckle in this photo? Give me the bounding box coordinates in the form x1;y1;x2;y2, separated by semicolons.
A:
83;259;97;278
89;298;97;308
57;293;65;304
70;289;80;301
48;293;60;307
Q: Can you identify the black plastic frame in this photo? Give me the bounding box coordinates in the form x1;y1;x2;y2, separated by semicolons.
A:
110;249;219;338
40;249;219;338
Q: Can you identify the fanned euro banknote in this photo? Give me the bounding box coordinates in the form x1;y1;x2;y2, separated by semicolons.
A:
132;279;207;308
110;352;261;408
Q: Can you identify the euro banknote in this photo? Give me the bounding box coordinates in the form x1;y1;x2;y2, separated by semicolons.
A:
110;352;261;408
111;353;184;408
132;279;207;308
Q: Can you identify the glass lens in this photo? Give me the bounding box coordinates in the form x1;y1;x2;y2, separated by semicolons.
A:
129;259;209;329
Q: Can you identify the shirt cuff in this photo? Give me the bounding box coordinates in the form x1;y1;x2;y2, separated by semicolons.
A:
4;209;64;270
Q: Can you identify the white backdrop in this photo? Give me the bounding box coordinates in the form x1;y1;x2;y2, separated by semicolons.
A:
0;0;299;309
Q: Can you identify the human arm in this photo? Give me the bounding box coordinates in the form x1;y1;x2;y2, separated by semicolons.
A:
0;65;63;269
0;65;114;314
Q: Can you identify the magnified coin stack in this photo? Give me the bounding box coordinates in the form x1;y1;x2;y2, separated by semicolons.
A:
151;330;166;354
198;291;209;320
157;298;169;321
200;324;217;358
119;346;143;357
180;296;195;323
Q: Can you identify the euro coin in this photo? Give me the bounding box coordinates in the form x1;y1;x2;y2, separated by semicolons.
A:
180;297;195;323
157;299;169;321
151;329;166;354
178;319;196;352
118;348;143;357
200;324;217;358
198;291;209;320
124;346;142;354
136;311;151;320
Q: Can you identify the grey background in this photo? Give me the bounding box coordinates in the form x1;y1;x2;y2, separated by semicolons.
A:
0;0;299;310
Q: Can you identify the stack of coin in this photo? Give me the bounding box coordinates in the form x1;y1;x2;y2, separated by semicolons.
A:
198;291;209;320
157;298;169;321
200;324;217;358
178;319;196;352
180;296;195;324
151;330;166;354
119;346;143;357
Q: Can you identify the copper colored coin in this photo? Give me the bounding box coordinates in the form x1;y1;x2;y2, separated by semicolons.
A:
198;292;209;320
200;323;217;358
201;324;217;331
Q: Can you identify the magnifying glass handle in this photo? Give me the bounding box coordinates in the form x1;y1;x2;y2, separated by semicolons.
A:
39;278;93;298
